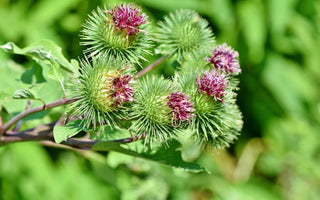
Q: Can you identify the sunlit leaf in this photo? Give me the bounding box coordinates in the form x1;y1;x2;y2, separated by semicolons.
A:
12;89;36;100
53;120;83;143
93;139;208;172
0;40;76;73
47;62;65;85
20;65;46;85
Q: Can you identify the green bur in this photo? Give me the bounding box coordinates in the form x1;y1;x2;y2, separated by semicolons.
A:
67;57;133;132
130;76;175;145
81;6;153;65
155;9;215;61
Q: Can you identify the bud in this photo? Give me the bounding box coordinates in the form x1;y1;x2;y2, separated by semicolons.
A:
94;71;134;111
155;9;215;60
174;70;243;150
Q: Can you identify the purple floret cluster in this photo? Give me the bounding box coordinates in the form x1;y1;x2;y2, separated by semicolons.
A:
206;43;241;75
196;70;227;102
167;92;195;123
108;4;148;35
112;74;134;105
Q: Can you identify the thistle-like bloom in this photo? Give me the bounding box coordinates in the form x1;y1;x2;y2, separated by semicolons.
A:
206;43;241;75
107;4;148;35
111;74;134;105
67;57;135;130
196;70;227;102
167;92;195;125
130;76;175;144
81;5;152;64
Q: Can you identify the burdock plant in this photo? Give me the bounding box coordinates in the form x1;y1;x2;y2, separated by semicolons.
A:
0;2;243;171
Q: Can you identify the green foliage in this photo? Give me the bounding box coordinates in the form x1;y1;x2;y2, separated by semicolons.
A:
0;40;77;73
0;143;118;200
53;120;84;143
0;42;65;117
93;139;207;173
12;89;36;101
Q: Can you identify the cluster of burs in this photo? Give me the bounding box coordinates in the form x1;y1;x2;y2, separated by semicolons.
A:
68;3;243;150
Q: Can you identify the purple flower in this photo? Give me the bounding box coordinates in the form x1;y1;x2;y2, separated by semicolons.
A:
107;4;148;35
111;74;134;105
196;70;227;102
206;43;241;75
167;92;195;125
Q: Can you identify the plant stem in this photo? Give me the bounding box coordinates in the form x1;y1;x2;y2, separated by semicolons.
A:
61;133;146;149
12;100;33;132
0;98;78;136
0;122;55;145
0;121;146;149
135;55;168;78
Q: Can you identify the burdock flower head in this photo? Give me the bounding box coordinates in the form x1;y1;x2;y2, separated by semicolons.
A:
167;92;195;126
130;76;176;144
196;69;227;102
67;57;135;131
81;4;152;64
206;43;241;75
107;4;148;35
155;9;215;61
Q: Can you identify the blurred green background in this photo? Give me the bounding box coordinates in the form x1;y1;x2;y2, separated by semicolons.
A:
0;0;320;199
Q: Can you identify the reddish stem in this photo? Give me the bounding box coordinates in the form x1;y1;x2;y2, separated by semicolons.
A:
0;121;145;149
0;98;78;136
135;55;168;78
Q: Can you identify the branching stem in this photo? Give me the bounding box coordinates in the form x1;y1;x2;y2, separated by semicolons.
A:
135;55;168;78
62;133;146;149
0;121;146;149
0;98;78;136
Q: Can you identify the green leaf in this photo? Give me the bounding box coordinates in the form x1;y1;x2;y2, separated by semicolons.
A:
70;59;79;72
47;62;65;83
12;89;36;100
0;60;25;106
20;65;46;85
0;40;75;73
53;120;83;143
0;88;15;103
93;139;207;172
12;89;45;106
